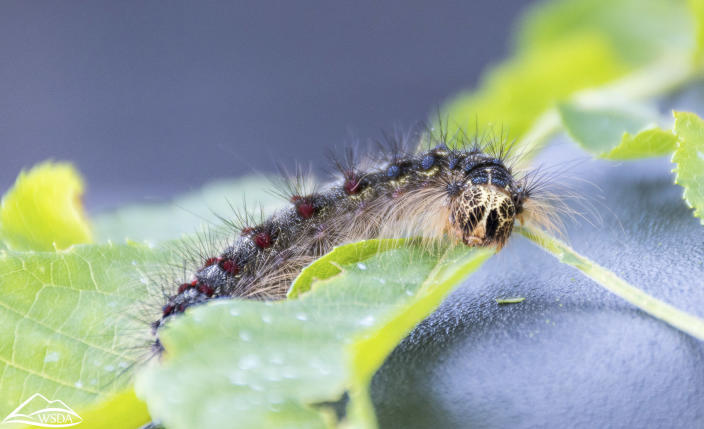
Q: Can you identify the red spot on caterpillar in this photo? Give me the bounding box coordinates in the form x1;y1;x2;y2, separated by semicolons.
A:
343;172;361;195
204;257;220;267
219;258;240;275
296;201;315;219
177;283;192;294
254;232;272;248
162;304;175;317
198;284;214;297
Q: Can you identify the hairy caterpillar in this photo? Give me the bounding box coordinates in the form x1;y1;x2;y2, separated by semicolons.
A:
149;129;554;353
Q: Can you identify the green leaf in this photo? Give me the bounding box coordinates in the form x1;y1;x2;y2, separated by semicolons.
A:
287;239;405;298
604;129;678;160
440;0;699;156
94;176;280;243
557;102;677;159
135;240;493;429
672;111;704;224
517;0;695;66
0;243;157;423
74;389;150;429
689;0;704;63
441;33;628;143
0;162;93;251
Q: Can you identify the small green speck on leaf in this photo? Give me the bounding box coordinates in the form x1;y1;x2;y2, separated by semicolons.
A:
496;297;526;305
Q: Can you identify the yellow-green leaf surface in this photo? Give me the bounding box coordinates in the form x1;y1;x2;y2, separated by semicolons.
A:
441;33;627;143
672;111;704;224
135;240;493;429
0;162;92;251
604;129;679;160
94;176;280;243
558;102;677;159
517;0;694;66
73;389;150;429
689;0;704;63
0;243;157;425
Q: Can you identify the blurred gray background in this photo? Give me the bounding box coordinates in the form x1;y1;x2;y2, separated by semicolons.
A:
0;0;533;211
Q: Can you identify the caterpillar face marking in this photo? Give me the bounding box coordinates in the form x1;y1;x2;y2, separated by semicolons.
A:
149;134;543;354
450;184;516;247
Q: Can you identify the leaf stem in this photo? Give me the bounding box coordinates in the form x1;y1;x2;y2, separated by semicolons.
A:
517;225;704;341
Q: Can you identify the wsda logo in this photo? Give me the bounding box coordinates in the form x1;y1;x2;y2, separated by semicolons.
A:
2;393;82;427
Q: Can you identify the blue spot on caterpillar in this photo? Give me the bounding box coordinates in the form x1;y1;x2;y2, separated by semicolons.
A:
149;130;552;355
420;154;435;170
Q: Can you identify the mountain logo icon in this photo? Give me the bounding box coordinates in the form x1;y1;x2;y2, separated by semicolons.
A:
2;393;82;427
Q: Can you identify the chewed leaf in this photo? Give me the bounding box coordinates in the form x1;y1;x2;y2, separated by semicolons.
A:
0;162;92;251
604;129;678;160
558;102;676;159
135;240;493;429
0;243;158;422
287;239;406;298
672;111;704;224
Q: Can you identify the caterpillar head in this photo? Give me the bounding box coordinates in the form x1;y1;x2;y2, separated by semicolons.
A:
448;163;527;249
